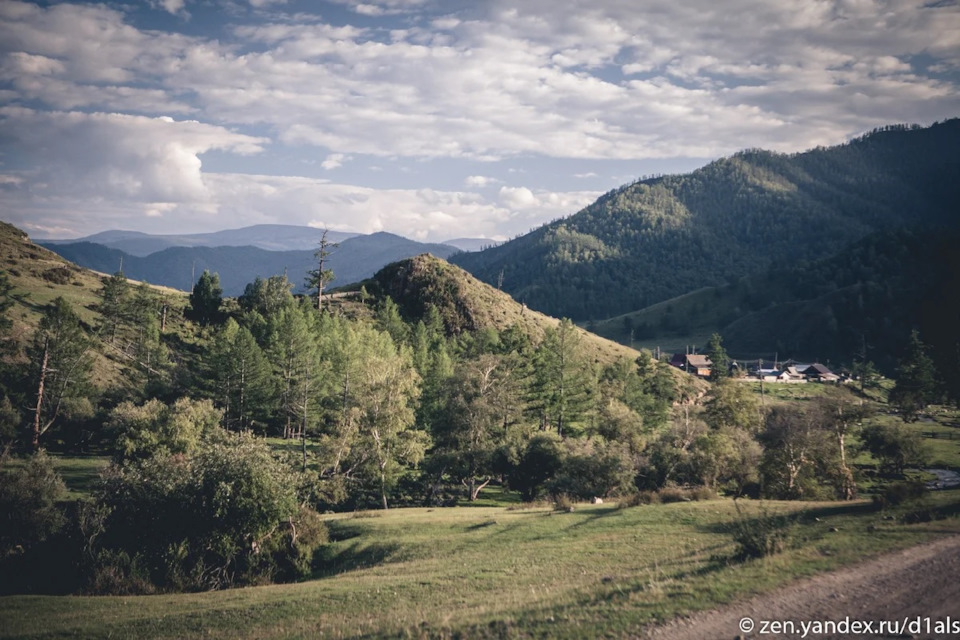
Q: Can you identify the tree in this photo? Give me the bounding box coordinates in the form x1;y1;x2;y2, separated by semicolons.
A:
188;270;223;327
27;298;92;451
322;324;425;509
267;301;323;442
703;377;761;433
889;330;938;422
354;336;426;509
704;332;730;381
861;423;927;476
436;354;520;501
128;282;168;374
209;319;275;432
531;319;595;437
305;230;338;311
98;271;130;344
811;391;862;499
759;407;835;499
239;274;294;319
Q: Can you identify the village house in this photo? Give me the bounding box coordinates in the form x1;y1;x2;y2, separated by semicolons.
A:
801;363;840;382
669;353;713;377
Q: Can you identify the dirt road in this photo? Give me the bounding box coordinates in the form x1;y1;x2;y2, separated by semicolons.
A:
643;534;960;640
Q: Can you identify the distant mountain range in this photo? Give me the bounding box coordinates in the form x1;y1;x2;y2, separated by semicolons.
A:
451;120;960;323
42;224;360;256
41;232;461;296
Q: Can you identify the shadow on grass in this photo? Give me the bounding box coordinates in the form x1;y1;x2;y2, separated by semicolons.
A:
312;540;405;578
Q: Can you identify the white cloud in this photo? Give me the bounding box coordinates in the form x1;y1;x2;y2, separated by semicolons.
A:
155;0;187;15
499;186;539;209
0;107;266;202
465;175;499;187
321;153;347;170
2;0;960;242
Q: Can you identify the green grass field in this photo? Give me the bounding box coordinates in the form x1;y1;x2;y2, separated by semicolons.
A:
2;492;959;639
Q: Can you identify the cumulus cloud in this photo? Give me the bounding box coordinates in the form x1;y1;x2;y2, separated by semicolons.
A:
321;153;347;170
465;175;499;187
2;0;959;240
0;107;266;202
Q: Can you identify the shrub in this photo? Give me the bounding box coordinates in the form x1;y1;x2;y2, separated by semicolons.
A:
551;494;575;512
107;397;222;461
0;450;67;558
657;486;689;503
730;503;793;560
616;490;659;509
872;479;926;509
91;431;321;592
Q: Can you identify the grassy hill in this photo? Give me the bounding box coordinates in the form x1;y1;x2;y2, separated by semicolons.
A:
452;120;960;322
362;254;703;387
0;221;190;390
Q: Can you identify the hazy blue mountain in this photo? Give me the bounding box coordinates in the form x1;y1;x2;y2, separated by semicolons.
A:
41;232;458;296
43;225;358;257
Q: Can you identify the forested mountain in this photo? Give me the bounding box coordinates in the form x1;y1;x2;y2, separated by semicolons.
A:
592;227;960;382
452;120;960;321
42;225;359;256
41;232;459;296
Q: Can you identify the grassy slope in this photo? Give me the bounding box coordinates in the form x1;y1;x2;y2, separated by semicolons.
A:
0;221;189;390
2;495;959;639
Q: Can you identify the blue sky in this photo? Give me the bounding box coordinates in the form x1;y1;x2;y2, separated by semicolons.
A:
1;0;958;242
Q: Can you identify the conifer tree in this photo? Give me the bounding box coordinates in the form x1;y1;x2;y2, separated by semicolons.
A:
889;329;938;422
188;270;222;327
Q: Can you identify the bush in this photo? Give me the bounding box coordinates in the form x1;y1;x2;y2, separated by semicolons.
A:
617;490;659;509
657;486;690;503
0;450;67;558
107;397;222;461
730;503;793;560
872;479;926;509
551;494;575;512
546;442;634;501
91;431;322;592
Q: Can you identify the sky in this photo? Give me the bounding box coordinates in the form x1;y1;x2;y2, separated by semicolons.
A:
1;0;958;243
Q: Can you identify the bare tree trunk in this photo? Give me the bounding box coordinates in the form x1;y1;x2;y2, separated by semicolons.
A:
31;341;50;452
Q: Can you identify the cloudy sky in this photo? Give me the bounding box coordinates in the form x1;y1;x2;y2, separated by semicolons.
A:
1;0;958;242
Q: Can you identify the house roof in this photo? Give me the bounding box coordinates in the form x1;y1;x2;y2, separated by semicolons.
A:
687;354;712;368
803;363;833;375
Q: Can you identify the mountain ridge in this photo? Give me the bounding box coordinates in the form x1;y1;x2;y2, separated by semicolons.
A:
451;120;960;322
41;232;460;296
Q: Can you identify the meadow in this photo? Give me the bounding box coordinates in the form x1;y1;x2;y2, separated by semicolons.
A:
2;489;959;639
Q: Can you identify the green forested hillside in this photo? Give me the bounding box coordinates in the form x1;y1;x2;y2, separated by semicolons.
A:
592;228;960;390
452;120;960;321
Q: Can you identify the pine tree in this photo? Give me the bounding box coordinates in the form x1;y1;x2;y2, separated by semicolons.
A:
188;270;223;327
209;319;275;432
705;332;730;381
98;271;130;344
532;319;595;437
305;230;338;311
889;329;938;422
